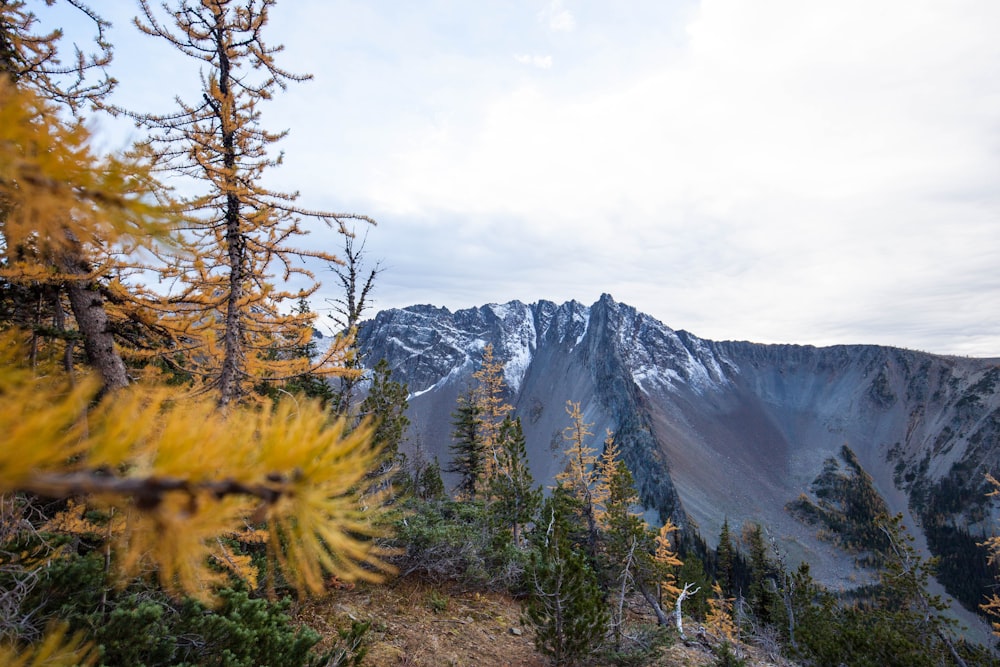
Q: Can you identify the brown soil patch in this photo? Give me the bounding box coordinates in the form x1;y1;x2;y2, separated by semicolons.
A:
294;576;799;667
295;577;545;667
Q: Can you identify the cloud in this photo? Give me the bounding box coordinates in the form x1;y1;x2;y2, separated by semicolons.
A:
73;1;1000;357
514;53;553;69
540;0;576;32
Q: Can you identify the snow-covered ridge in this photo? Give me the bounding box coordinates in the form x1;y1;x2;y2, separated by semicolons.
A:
616;310;734;395
487;302;536;393
362;296;741;398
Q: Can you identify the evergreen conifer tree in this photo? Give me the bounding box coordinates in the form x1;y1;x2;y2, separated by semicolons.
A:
272;298;336;404
415;458;446;501
358;358;410;467
487;416;541;546
446;392;484;499
716;517;735;597
873;513;968;667
599;449;651;645
524;485;608;665
743;522;779;629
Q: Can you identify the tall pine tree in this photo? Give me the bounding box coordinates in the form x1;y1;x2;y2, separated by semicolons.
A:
524;485;608;665
487;415;540;546
716;517;735;597
446;392;483;499
358;358;410;478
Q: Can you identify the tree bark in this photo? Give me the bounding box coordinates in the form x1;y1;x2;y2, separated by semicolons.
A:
675;582;700;640
637;580;671;626
64;279;128;392
215;16;244;408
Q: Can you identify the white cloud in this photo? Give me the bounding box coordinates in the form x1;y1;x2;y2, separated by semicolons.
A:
514;53;553;69
68;1;1000;356
540;0;576;32
362;1;1000;355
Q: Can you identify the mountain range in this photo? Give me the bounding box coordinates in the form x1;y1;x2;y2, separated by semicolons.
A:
355;293;1000;625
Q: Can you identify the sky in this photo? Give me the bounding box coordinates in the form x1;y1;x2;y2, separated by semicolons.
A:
49;1;1000;357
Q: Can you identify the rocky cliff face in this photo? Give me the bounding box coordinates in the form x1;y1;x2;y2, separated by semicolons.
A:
356;293;1000;603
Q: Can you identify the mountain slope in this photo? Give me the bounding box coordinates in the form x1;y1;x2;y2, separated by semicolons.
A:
356;294;1000;610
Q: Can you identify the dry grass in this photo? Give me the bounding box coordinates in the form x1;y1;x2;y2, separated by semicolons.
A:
293;576;800;667
295;577;545;667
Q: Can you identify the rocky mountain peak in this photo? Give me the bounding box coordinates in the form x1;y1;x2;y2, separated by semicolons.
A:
356;294;1000;629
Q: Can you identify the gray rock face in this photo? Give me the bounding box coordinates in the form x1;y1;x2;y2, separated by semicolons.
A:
356;294;1000;594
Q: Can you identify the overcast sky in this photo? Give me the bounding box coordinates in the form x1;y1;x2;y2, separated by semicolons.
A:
53;1;1000;357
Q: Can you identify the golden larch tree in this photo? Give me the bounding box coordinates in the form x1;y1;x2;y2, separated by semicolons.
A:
116;0;374;404
654;519;683;604
981;473;1000;634
0;1;154;392
592;430;622;530
0;79;391;662
471;342;512;482
555;400;602;557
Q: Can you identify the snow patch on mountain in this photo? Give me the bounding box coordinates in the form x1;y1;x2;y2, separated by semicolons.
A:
408;358;472;399
620;314;733;395
573;307;590;347
497;306;536;393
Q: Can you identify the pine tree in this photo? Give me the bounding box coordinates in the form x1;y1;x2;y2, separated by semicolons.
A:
116;0;371;405
599;448;649;645
415;458;445;501
358;358;410;469
743;522;779;629
874;513;968;667
487;416;541;546
524;485;608;665
272;298;336;403
446;392;484;499
716;517;735;597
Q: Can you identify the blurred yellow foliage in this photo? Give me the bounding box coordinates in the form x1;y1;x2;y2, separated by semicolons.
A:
0;332;392;602
0;625;95;667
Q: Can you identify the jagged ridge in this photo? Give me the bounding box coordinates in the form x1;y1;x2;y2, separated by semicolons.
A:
356;294;1000;619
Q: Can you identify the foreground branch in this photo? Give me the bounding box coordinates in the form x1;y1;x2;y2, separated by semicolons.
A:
19;469;292;509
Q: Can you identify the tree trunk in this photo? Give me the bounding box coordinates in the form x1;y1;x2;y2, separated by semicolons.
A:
215;22;244;407
58;232;128;392
637;580;671;626
675;582;700;640
64;279;128;392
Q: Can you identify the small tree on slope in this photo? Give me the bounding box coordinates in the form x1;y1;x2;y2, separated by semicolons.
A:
524;485;608;666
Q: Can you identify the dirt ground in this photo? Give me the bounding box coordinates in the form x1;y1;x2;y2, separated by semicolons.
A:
293;576;796;667
295;577;546;667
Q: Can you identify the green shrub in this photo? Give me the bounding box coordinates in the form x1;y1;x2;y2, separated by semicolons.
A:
94;599;176;666
5;543;333;667
171;588;321;667
713;641;747;667
391;497;528;590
